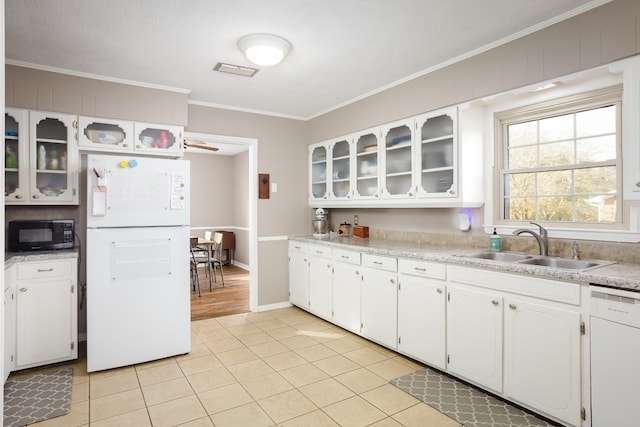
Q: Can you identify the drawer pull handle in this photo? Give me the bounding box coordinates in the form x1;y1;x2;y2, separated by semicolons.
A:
414;267;426;271
509;304;517;310
37;268;54;272
437;288;443;294
373;261;383;265
341;255;349;259
491;299;499;306
19;287;28;292
294;245;301;249
315;250;324;254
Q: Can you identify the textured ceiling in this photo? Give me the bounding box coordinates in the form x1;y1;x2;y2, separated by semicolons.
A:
5;0;608;120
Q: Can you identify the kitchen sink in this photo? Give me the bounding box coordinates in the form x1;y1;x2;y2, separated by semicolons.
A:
459;252;615;271
517;256;611;271
462;251;532;262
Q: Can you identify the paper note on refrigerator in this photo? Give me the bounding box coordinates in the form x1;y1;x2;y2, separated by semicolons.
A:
92;186;107;216
171;174;186;209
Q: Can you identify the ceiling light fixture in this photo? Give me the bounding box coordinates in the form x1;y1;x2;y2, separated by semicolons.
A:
238;34;291;67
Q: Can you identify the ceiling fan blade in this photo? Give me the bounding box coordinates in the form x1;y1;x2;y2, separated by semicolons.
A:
184;140;219;152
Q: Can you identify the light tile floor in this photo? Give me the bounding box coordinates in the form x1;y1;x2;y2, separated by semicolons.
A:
23;307;462;426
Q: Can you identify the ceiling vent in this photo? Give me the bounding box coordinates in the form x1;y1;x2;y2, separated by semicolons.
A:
213;62;258;77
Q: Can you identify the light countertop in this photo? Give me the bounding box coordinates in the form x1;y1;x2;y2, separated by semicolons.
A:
290;235;640;292
5;249;79;269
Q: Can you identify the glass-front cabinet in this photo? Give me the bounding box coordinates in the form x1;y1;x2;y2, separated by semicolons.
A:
308;104;483;208
310;143;329;201
29;111;79;204
331;138;352;199
381;119;414;198
78;116;134;152
133;122;183;157
78;117;183;157
354;129;380;199
5;108;28;202
415;107;457;198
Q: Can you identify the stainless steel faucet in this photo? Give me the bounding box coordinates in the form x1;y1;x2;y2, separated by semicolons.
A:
513;222;548;256
572;241;580;260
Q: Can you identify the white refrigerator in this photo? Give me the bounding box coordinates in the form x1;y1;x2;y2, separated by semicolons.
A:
86;154;190;372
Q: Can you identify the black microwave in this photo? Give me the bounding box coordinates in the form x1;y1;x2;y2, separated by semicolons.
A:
7;219;75;252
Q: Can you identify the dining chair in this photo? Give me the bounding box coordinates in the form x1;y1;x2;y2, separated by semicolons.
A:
211;232;226;287
190;236;212;296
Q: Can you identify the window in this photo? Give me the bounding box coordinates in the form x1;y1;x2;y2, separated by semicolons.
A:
495;87;622;227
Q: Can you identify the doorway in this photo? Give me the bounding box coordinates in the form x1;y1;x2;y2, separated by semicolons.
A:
184;131;258;320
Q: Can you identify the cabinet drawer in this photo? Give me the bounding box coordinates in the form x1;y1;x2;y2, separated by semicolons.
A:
17;260;72;280
288;241;309;253
362;254;397;272
333;249;361;265
399;258;445;280
309;244;332;258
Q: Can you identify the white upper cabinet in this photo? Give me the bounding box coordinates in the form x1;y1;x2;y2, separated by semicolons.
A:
5;109;79;205
28;111;79;205
415;107;457;198
330;137;353;200
79;116;184;157
308;104;484;208
309;142;329;202
353;128;381;200
5;108;29;203
78;116;134;152
133;122;184;157
381;118;415;199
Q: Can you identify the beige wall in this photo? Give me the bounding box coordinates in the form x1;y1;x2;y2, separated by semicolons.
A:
186;104;308;305
5;65;188;125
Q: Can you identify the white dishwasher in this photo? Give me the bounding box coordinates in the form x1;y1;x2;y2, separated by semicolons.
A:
590;286;640;427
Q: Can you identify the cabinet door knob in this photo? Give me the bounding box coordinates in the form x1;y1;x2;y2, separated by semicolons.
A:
390;279;395;284
19;287;28;292
509;304;517;310
437;288;443;294
491;299;499;306
32;195;39;199
636;181;640;188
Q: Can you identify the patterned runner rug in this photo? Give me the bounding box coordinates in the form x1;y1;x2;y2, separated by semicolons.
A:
391;367;556;427
3;368;73;427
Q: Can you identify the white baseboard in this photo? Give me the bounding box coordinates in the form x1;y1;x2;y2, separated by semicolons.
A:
256;301;293;312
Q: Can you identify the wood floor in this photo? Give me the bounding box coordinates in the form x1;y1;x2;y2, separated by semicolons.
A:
190;264;250;321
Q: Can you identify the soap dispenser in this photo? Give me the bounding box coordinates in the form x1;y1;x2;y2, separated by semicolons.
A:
490;228;501;251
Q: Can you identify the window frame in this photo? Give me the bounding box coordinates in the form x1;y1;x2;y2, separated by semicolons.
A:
494;85;625;230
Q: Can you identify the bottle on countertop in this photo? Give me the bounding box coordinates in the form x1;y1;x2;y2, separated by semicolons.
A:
38;144;47;170
489;228;501;251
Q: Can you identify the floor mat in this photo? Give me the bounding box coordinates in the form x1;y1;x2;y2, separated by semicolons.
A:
3;368;73;427
391;367;555;427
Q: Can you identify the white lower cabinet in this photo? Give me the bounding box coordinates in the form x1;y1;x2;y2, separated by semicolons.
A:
4;283;16;382
308;244;333;320
448;265;583;426
332;249;361;334
287;242;586;427
504;297;581;426
7;258;78;372
361;254;398;349
288;241;310;309
397;259;446;369
446;284;503;393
